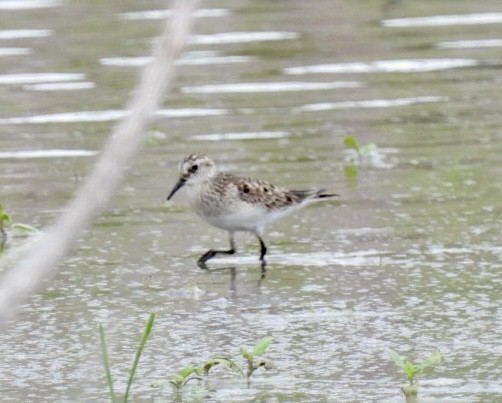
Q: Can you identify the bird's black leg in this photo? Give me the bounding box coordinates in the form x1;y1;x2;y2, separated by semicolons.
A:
197;233;236;268
256;234;267;262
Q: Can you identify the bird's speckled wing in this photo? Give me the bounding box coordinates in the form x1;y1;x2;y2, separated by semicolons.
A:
216;173;314;209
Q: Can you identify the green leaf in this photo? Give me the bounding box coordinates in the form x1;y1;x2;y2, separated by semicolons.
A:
416;351;441;374
179;366;198;379
359;143;376;156
387;349;405;369
0;205;11;227
403;361;417;381
171;374;185;386
343;135;360;152
252;336;272;356
240;347;252;360
11;223;38;232
168;379;183;391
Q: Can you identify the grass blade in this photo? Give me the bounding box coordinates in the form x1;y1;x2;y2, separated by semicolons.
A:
124;312;156;402
98;323;116;403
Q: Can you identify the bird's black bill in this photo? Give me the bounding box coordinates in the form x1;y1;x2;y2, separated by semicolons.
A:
167;178;186;200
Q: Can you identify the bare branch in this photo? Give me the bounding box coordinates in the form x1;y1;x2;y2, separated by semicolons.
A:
0;0;199;325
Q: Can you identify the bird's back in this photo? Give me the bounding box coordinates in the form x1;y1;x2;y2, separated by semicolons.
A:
191;172;336;233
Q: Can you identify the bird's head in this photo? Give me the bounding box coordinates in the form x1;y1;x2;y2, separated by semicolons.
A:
166;154;216;200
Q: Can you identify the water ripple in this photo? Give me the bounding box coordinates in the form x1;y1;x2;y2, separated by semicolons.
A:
383;13;502;28
437;39;502;49
117;8;229;20
0;0;62;10
0;48;30;56
0;149;97;159
0;73;85;85
192;131;290;141
285;59;479;74
100;55;251;67
294;96;446;112
22;82;95;91
0;108;228;124
0;29;52;39
190;31;299;45
206;250;386;267
181;81;363;94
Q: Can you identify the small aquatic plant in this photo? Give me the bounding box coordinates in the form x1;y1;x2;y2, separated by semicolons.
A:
388;349;442;398
156;365;203;391
240;336;274;378
152;357;242;397
99;312;156;403
152;357;241;385
0;204;9;248
342;135;376;178
152;337;273;397
0;203;38;240
0;204;10;238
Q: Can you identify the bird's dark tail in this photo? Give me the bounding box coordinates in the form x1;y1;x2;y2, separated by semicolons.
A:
290;189;339;202
315;191;339;199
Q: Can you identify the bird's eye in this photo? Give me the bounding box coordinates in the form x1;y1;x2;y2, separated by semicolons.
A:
190;164;198;173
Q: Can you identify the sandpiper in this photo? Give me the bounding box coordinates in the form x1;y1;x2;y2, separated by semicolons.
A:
167;154;337;268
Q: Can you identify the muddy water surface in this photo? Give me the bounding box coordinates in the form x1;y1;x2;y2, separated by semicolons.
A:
0;0;501;401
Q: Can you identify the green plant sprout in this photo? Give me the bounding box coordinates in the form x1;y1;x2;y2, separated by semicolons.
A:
99;312;156;403
0;203;38;238
0;204;11;238
343;135;376;178
160;365;203;391
152;357;245;392
388;349;442;398
240;336;274;378
153;337;273;396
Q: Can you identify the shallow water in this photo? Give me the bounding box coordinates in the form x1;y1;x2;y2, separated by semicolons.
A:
0;0;501;401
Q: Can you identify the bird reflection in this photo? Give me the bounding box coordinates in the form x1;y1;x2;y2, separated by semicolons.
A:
199;261;267;295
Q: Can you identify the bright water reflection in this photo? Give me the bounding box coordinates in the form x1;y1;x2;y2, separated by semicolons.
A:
0;48;30;56
0;0;501;401
0;29;52;39
0;0;61;10
382;12;502;27
0;73;85;84
284;59;480;74
437;39;502;49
